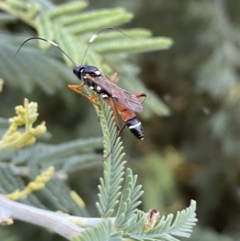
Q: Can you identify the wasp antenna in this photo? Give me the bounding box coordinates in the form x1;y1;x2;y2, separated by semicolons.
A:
15;37;77;66
81;27;135;65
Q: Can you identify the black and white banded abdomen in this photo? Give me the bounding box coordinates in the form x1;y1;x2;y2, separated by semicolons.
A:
126;117;144;140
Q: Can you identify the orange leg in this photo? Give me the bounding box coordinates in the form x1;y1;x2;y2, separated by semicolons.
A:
111;72;118;82
104;98;121;130
68;83;101;108
102;99;122;162
135;93;147;104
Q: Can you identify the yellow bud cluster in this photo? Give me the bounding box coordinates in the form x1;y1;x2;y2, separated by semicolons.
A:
0;99;47;152
5;167;55;200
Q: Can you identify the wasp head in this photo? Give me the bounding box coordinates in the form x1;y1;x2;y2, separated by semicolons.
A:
73;65;101;80
73;65;85;79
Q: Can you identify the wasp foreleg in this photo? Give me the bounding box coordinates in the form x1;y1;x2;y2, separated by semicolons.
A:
68;84;101;108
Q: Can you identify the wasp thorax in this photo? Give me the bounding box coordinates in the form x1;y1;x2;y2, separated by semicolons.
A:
84;66;101;77
73;65;101;79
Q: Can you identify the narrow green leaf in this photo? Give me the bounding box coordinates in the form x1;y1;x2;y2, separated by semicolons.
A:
54;26;83;65
67;13;133;35
85;28;152;43
36;13;54;49
115;169;143;229
48;1;88;19
95;37;173;55
60;8;131;26
73;220;112;241
62;154;102;173
95;102;126;218
145;200;197;240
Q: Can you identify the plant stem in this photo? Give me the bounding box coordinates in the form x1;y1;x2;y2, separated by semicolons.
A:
0;195;115;239
0;195;82;240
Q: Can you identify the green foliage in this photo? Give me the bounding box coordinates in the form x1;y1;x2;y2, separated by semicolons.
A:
72;100;197;241
0;98;197;241
95;101;126;218
0;159;88;215
151;200;196;239
0;1;199;241
0;97;100;216
114;168;143;229
122;200;196;241
72;220;114;241
0;137;103;172
0;32;74;94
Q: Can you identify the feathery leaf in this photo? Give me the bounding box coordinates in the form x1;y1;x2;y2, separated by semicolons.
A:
114;168;143;229
72;220;114;241
95;101;126;218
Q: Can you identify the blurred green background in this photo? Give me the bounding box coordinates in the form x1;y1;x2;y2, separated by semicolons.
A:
0;0;240;240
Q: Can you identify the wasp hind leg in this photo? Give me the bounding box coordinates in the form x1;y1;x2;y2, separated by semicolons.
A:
68;84;101;109
135;93;147;104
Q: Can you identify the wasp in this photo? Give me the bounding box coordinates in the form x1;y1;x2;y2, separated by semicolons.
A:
16;28;146;139
69;67;146;139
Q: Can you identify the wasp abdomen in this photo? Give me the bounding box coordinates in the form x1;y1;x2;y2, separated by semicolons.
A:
126;117;144;140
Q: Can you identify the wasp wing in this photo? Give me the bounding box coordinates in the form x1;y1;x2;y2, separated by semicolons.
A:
111;87;144;112
86;73;143;112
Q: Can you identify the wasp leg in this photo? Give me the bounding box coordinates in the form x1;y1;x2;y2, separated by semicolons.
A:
68;84;101;108
68;83;85;95
135;93;147;104
111;72;118;82
104;98;121;130
102;124;123;162
89;95;101;109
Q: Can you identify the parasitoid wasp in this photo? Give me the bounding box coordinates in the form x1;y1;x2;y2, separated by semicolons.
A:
71;69;146;140
16;27;147;140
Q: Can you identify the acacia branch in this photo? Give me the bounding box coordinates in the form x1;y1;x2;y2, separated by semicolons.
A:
0;195;116;239
0;195;83;240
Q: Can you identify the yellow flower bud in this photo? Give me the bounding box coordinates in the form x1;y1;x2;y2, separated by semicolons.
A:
31;124;47;136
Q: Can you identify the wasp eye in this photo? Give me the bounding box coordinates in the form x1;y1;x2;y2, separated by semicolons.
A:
73;66;84;79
